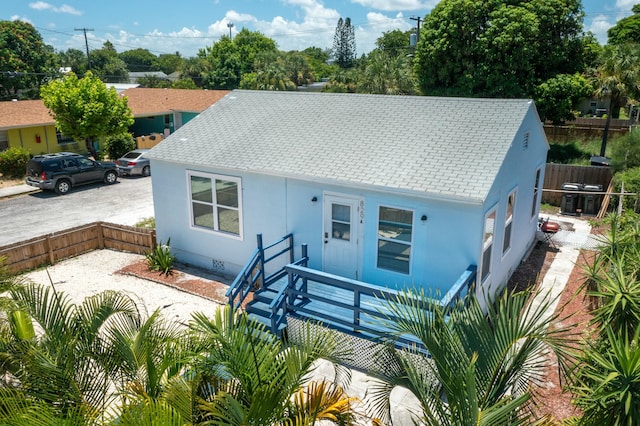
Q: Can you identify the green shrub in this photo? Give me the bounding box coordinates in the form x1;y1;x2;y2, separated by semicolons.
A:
135;217;155;229
104;133;135;161
613;167;640;213
547;142;590;164
146;239;175;277
611;129;640;172
0;147;30;178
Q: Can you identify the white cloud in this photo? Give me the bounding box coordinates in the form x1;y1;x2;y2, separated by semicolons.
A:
616;0;636;11
351;0;432;12
10;15;32;23
29;2;82;15
587;14;613;44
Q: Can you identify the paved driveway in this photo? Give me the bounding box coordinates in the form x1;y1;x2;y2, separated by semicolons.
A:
0;176;154;246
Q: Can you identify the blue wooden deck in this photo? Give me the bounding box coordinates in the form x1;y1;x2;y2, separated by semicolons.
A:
227;233;477;351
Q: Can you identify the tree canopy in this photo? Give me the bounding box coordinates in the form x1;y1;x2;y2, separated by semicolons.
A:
119;48;157;72
89;41;129;83
41;71;133;159
414;0;586;98
0;20;56;100
607;4;640;45
198;29;277;89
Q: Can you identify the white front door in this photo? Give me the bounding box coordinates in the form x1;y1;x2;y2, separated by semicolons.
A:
322;194;361;280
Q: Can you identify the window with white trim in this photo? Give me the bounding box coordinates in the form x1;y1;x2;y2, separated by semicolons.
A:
188;171;242;238
377;206;413;274
481;208;496;282
531;168;541;218
503;189;516;254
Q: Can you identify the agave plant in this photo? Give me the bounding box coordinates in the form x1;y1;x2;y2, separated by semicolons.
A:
365;288;572;425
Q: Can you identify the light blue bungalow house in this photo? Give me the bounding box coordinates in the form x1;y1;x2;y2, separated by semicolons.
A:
146;90;548;335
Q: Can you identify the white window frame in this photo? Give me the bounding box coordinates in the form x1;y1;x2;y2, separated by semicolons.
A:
502;188;517;256
376;205;414;275
481;206;497;283
186;170;243;240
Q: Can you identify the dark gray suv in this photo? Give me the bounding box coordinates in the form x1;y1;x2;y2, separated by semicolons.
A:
25;152;118;194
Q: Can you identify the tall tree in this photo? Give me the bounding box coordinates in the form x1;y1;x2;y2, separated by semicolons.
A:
55;48;88;76
415;0;585;98
534;73;593;124
593;43;640;157
41;71;134;159
332;17;356;68
358;50;417;95
119;48;158;72
375;29;413;59
155;52;184;74
608;4;640;45
0;20;56;100
198;29;277;90
90;41;129;83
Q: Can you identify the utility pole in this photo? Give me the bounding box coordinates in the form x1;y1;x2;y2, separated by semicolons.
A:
410;16;422;44
75;28;94;70
227;22;234;39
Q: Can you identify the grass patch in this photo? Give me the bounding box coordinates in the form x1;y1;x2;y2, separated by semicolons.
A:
135;217;155;229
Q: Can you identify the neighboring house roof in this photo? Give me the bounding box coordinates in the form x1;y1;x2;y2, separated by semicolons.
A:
147;90;540;203
107;83;141;93
120;88;231;116
0;100;53;129
0;88;230;130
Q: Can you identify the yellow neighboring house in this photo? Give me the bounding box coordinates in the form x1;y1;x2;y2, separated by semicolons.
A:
0;99;77;155
0;88;230;155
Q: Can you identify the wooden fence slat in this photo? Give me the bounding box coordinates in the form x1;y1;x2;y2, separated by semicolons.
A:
0;222;155;275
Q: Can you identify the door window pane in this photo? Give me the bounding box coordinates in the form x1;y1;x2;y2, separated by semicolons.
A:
331;204;351;241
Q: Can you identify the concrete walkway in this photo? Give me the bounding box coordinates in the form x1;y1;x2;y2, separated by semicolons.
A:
0;183;38;199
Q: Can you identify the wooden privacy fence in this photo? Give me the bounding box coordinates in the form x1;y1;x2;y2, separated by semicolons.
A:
0;222;156;275
542;163;613;206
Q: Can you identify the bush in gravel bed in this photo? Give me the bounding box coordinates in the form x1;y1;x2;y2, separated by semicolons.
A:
146;239;175;276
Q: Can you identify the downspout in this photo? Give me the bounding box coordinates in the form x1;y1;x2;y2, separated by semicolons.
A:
44;126;50;153
18;129;24;148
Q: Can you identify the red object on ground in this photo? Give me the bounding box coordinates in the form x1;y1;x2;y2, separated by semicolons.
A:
541;221;560;233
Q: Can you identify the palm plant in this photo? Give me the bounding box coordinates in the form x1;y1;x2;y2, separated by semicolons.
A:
366;288;572;425
0;283;142;423
592;44;640;157
570;327;640;425
187;305;359;425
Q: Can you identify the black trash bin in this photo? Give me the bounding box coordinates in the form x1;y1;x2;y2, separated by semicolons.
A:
583;184;603;215
561;182;582;215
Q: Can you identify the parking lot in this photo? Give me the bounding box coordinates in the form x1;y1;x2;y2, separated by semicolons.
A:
0;176;153;246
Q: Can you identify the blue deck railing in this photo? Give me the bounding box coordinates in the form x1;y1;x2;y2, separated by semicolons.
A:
228;233;477;348
277;264;477;349
225;233;294;309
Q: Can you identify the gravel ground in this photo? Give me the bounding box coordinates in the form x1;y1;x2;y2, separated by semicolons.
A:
21;249;222;324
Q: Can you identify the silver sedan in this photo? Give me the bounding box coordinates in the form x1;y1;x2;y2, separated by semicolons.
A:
116;149;151;177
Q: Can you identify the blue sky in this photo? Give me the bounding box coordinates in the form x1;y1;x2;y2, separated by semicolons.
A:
2;0;631;57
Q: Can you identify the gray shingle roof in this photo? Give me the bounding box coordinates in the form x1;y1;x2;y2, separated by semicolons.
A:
146;90;536;203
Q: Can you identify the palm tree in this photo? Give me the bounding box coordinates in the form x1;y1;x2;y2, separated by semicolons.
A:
358;50;417;95
187;305;360;425
593;44;640;157
366;289;572;425
0;283;142;423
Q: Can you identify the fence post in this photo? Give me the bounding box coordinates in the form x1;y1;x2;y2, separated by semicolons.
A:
46;235;55;265
96;222;104;249
150;230;156;250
